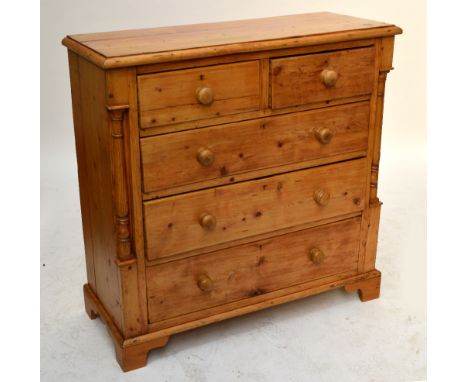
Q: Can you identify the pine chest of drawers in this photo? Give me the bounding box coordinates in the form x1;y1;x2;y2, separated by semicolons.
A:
63;12;401;371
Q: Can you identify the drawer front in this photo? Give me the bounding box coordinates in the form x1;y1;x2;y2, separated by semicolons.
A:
138;61;261;128
271;47;375;109
144;158;366;260
147;217;361;323
141;102;369;194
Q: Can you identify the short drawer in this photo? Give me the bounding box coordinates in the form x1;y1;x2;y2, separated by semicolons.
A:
141;102;370;194
143;158;366;260
146;217;361;323
270;47;375;109
138;61;261;128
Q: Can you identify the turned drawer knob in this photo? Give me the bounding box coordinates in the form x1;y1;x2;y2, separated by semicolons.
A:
320;69;338;88
197;148;215;167
315;127;334;144
197;274;213;292
308;248;325;265
196;86;214;105
199;212;216;230
314;189;330;206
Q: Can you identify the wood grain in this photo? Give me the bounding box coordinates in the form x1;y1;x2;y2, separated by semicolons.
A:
141;102;370;194
142;151;367;201
271;47;375;109
68;57;124;331
139;94;371;137
68;13;391;57
143;158;367;260
147;217;361;322
146;212;363;266
67;51;96;290
135;39;375;75
144;269;382;338
62;13;401;68
138;61;260;128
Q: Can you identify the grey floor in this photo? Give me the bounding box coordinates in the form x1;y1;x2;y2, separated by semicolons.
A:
41;153;426;381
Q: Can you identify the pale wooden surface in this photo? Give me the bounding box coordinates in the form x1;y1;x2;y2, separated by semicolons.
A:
63;13;400;67
142;151;368;201
68;54;124;332
62;12;402;372
67;51;96;290
141;102;370;194
143;158;366;260
148;269;359;332
62;13;401;68
143;269;381;338
139;94;371;137
146;217;361;323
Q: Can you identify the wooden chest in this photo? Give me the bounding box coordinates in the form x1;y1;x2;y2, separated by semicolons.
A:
63;12;401;371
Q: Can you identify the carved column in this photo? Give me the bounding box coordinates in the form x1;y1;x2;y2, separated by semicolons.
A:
361;36;396;272
370;69;390;207
107;104;133;263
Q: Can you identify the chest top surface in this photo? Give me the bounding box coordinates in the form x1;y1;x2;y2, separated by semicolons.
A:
62;12;401;68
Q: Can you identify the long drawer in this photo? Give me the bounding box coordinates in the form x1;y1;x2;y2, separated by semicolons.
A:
140;102;370;194
143;158;367;261
146;217;361;323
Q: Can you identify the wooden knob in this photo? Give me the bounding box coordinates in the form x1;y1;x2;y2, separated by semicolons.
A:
308;248;325;265
314;189;330;206
197;148;215;167
320;69;338;88
197;274;213;292
196;86;214;105
315;127;334;144
199;212;216;230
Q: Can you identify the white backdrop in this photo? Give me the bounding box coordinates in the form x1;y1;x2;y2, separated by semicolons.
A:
41;1;426;380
